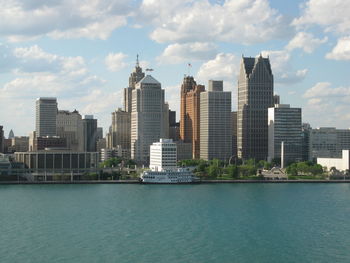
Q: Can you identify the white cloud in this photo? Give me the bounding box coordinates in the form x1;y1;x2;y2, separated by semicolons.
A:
139;0;290;44
48;16;127;40
164;84;181;118
303;82;350;128
261;50;308;84
293;0;350;35
326;37;350;60
303;82;350;98
157;42;217;64
105;52;128;72
286;32;327;53
0;45;108;135
0;0;132;41
196;53;238;83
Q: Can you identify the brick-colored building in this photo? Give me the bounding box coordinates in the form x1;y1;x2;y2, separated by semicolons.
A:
180;76;205;159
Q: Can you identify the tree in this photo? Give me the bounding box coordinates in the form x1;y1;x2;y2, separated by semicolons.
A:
100;157;123;168
226;165;239;178
286;163;298;176
207;164;220;178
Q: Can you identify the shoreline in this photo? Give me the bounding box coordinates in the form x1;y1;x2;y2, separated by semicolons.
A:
1;179;350;184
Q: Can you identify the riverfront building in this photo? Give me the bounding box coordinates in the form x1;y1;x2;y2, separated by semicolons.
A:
309;128;350;160
180;76;205;159
317;150;350;172
268;104;302;164
36;97;58;137
56;110;84;152
302;123;311;161
15;151;99;180
150;139;177;171
83;115;98;152
237;55;274;161
200;81;232;161
131;75;167;164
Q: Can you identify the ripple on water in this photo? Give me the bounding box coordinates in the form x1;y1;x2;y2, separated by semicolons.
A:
0;184;350;263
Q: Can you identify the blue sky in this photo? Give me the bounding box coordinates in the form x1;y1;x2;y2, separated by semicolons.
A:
1;0;350;137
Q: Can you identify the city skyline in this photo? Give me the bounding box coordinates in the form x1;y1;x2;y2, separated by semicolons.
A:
1;0;350;136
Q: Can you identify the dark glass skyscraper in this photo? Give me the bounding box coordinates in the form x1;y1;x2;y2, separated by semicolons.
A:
237;55;274;161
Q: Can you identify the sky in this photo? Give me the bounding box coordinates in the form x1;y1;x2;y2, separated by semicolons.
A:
1;0;350;137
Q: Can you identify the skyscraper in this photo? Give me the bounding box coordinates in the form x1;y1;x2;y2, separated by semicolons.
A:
123;55;145;113
0;126;4;153
36;97;58;137
8;129;14;139
131;75;167;164
56;110;84;152
268;104;302;164
180;76;205;159
200;81;232;161
237;55;274;161
110;108;131;158
83;115;98;152
232;112;237;158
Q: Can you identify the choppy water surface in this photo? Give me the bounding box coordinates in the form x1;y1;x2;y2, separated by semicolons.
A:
1;184;350;263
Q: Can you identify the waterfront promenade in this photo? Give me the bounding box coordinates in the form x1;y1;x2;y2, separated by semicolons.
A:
2;179;350;184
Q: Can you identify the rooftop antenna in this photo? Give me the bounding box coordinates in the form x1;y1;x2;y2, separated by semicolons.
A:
136;54;140;67
187;63;192;76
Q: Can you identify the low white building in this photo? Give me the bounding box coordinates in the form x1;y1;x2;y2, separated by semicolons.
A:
317;150;350;172
149;139;177;171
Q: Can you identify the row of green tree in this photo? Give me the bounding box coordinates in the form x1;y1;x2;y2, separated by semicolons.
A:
99;157;136;168
178;159;324;179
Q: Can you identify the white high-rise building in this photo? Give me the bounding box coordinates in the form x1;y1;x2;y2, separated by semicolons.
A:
200;81;232;161
131;75;167;164
150;139;177;171
36;97;58;137
268;104;302;164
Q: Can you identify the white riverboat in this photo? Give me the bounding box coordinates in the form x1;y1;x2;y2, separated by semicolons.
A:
140;168;199;184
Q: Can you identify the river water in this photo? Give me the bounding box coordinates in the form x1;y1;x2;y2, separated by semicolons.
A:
0;184;349;262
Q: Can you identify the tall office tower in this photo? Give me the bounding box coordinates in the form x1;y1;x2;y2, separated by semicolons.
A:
232;112;237;158
180;76;205;159
123;55;145;112
301;123;311;161
169;110;180;141
200;81;232;161
8;129;14;139
0;126;4;153
273;94;280;105
110;108;131;158
268;104;302;164
208;80;223;92
83;115;98;152
150;139;177;172
169;110;176;126
97;127;103;141
56;110;84;152
131;75;167;164
163;102;170;139
309;128;350;159
237;55;274;161
36;97;58;137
